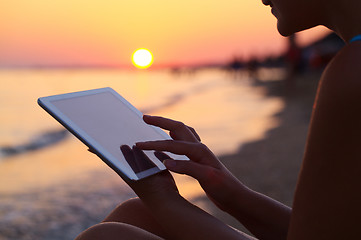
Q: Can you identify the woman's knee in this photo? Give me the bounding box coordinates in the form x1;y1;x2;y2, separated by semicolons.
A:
103;197;146;222
75;222;125;240
75;222;162;240
102;198;167;238
117;197;145;213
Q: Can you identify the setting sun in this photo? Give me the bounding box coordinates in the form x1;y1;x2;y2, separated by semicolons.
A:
132;49;154;69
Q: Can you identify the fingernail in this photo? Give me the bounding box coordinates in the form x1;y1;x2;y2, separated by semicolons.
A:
163;159;176;168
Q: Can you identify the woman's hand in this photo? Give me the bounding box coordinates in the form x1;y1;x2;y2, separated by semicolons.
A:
119;145;180;204
136;115;246;212
112;145;248;239
89;144;180;204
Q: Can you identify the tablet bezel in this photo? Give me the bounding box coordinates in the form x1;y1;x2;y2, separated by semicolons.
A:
38;87;170;180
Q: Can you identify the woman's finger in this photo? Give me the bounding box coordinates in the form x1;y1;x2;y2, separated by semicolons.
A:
132;145;157;171
143;115;199;142
163;159;213;183
136;140;219;167
120;145;134;160
137;140;205;159
154;151;172;161
87;148;96;154
120;145;140;173
187;126;201;142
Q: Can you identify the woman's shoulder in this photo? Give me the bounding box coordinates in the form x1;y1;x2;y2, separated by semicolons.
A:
321;43;361;89
316;43;361;107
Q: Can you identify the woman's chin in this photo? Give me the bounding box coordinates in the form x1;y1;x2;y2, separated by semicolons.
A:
277;22;296;37
277;20;319;37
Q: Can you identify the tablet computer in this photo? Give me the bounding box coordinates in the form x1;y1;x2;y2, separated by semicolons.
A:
38;87;182;181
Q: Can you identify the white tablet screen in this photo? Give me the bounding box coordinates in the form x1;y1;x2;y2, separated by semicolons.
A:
48;90;167;179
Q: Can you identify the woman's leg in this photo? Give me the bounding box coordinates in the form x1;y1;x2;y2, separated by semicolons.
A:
74;222;163;240
101;198;257;240
75;198;166;240
102;198;168;238
76;197;257;239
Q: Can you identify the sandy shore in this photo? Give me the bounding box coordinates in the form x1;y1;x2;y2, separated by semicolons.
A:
0;71;321;240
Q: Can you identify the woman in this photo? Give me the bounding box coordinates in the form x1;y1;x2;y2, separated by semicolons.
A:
76;0;361;239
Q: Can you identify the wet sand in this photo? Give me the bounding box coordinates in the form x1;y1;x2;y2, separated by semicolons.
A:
0;71;321;240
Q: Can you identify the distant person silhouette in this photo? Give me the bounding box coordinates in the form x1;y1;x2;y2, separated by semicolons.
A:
246;57;259;82
228;57;244;80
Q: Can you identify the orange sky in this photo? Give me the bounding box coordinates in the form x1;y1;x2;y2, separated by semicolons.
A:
0;0;330;68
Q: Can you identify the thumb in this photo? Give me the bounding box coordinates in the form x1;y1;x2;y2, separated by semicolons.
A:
163;159;210;182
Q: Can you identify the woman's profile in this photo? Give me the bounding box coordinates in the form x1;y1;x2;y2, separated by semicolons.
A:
76;0;361;239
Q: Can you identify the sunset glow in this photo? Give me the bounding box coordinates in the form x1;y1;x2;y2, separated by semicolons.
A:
0;1;330;68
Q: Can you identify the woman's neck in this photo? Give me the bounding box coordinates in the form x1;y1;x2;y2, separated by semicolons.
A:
325;2;361;42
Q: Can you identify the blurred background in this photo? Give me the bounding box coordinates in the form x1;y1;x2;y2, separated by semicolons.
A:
0;1;344;239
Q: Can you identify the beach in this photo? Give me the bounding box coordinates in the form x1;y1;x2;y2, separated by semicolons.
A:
0;68;320;239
